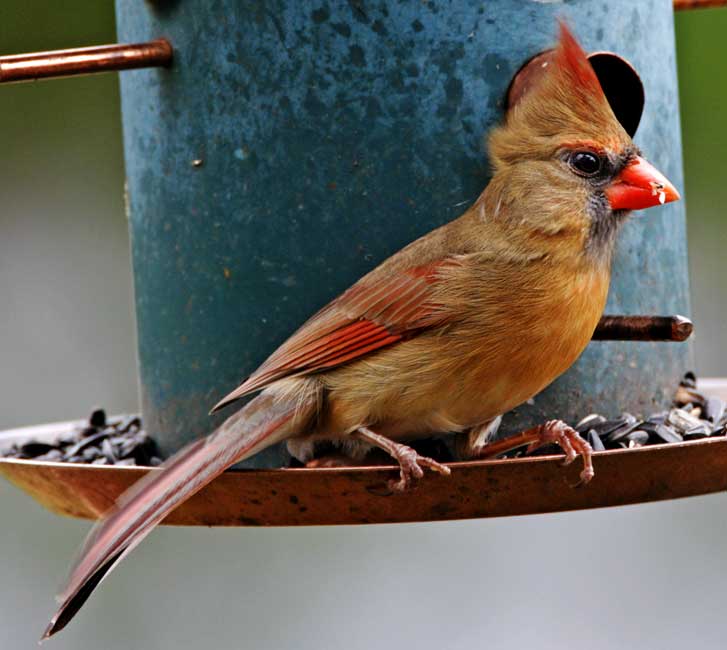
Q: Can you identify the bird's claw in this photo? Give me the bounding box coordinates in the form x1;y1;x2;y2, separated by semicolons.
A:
389;446;451;492
527;419;594;486
353;427;451;492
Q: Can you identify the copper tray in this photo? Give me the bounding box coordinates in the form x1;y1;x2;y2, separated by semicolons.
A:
2;402;727;526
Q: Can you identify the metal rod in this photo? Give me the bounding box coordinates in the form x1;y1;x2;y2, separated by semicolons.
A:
592;315;693;342
674;0;727;9
0;39;172;84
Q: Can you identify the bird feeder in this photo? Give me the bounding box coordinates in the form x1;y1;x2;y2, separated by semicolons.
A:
1;0;724;525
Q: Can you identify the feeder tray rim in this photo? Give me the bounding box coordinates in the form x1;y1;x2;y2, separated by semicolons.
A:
1;377;726;528
2;436;726;527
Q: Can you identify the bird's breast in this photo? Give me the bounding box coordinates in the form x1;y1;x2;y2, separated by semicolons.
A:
448;261;611;422
317;260;611;440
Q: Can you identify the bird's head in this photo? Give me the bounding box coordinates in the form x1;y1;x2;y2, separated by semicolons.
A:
486;21;679;261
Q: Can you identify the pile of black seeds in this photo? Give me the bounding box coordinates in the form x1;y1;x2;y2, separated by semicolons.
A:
1;408;162;466
520;372;727;458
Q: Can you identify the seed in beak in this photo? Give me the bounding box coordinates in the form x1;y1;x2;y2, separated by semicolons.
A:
650;181;666;205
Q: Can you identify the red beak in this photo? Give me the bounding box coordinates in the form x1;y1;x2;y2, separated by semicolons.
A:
605;156;680;212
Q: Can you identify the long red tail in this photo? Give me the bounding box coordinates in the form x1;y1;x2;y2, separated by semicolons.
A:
43;389;314;640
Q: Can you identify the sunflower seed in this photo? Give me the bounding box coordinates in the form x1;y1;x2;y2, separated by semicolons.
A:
655;424;683;444
646;411;668;425
64;431;110;458
667;408;704;434
19;441;55;457
89;408;107;428
703;397;726;424
100;438;117;463
603;414;640;443
81;447;100;462
575;414;606;433
711;424;727;437
117;416;141;433
118;437;140;459
625;430;649;447
586;430;605;452
78;426;98;438
684;426;710;441
35;449;64;462
674;385;705;407
590;417;633;438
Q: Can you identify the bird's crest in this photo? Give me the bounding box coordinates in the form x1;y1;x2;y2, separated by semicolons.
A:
489;20;630;168
553;20;604;102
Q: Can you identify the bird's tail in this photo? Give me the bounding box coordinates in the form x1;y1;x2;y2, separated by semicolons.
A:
42;387;316;640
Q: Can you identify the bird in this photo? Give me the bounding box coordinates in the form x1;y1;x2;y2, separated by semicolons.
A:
43;22;679;639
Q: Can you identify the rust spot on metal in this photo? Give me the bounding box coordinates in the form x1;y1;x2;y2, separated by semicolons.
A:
238;516;261;526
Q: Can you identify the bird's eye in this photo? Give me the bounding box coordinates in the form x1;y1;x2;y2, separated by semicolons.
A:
569;151;602;177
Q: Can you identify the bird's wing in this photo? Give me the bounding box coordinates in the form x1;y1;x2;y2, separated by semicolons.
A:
211;258;458;412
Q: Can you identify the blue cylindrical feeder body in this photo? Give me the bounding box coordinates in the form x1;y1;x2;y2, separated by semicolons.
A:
116;0;691;465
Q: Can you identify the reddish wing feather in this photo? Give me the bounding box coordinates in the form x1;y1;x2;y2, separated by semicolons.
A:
211;259;454;411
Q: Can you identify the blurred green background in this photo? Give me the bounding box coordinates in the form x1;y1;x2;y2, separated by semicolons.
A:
677;7;727;377
0;3;726;649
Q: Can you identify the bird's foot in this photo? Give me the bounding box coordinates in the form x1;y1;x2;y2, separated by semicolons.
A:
471;419;594;487
527;420;594;486
353;426;451;492
389;445;451;492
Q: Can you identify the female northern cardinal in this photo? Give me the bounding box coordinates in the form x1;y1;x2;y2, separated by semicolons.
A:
43;23;679;638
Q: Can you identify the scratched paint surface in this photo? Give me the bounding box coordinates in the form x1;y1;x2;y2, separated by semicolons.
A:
116;0;690;464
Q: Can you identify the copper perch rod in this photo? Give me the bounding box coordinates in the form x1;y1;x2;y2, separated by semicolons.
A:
674;0;727;8
593;315;693;342
0;39;172;84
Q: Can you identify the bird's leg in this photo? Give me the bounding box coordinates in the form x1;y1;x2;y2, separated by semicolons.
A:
353;426;451;492
470;420;594;486
456;416;502;459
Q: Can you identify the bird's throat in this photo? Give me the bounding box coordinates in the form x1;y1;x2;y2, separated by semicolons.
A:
585;199;629;267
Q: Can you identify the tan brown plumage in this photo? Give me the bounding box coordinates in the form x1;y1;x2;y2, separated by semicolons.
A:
43;22;680;639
